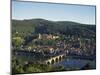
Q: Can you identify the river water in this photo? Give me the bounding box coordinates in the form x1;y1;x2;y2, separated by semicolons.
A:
53;57;96;70
14;50;96;70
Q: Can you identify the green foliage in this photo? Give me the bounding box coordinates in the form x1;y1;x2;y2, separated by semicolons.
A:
12;19;96;39
12;37;24;47
12;57;24;74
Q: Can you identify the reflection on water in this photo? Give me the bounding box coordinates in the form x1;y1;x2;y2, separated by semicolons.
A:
53;58;96;69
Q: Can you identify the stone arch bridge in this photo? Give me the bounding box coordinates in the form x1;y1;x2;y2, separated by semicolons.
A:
44;54;66;65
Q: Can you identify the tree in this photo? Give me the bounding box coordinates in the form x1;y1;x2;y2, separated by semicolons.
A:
12;37;24;47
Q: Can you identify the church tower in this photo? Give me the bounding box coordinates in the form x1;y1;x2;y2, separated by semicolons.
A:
38;33;42;39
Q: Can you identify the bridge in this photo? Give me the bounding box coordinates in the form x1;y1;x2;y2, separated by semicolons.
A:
44;54;66;65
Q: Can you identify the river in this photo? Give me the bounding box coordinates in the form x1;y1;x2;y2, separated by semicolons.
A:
53;57;96;70
13;50;96;70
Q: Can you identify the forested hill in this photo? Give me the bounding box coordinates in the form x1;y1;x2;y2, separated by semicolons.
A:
12;18;96;38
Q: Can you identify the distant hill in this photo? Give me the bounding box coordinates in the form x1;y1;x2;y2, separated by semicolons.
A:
12;18;96;38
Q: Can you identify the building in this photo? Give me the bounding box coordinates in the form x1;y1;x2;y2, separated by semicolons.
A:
38;33;59;40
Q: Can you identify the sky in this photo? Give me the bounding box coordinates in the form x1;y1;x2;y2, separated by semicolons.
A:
12;1;96;24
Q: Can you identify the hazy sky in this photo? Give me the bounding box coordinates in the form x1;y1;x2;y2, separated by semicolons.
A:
12;1;96;24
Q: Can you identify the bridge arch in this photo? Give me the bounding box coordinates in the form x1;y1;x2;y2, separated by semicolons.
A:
55;57;59;62
45;54;66;65
51;59;55;64
59;56;62;61
62;55;65;59
47;61;50;65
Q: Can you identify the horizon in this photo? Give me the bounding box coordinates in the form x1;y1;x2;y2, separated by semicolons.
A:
12;1;96;25
12;18;95;25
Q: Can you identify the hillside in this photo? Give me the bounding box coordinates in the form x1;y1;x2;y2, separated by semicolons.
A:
12;18;96;38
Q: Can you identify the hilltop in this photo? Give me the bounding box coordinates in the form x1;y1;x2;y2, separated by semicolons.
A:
12;18;96;38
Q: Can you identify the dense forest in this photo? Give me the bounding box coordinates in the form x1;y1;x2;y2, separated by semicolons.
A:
12;18;96;39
